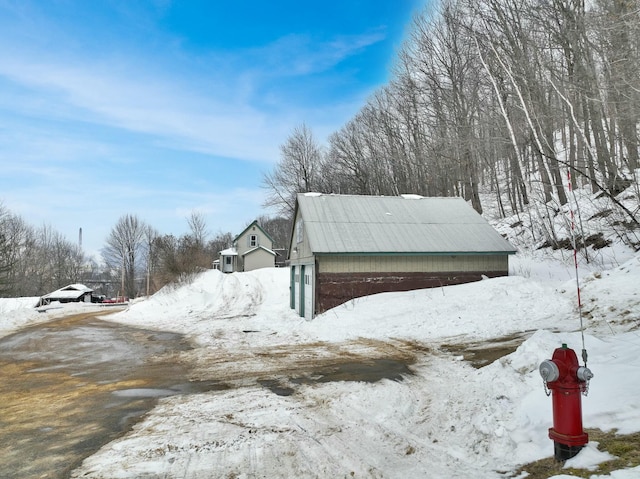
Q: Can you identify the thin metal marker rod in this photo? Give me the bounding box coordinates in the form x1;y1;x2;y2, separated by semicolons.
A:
568;170;588;366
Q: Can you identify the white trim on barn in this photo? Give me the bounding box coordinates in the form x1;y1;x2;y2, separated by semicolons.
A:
290;260;316;320
303;263;314;320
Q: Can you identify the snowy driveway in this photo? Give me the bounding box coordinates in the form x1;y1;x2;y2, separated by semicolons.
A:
0;311;205;479
0;308;426;479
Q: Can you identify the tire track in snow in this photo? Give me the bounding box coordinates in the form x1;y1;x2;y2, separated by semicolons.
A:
209;273;264;320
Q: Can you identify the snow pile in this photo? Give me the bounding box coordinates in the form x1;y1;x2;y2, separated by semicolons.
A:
0;297;122;337
109;268;298;347
0;297;39;313
577;255;640;333
0;296;45;336
304;275;575;343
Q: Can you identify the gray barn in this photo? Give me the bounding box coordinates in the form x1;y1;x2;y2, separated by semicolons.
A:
288;193;516;319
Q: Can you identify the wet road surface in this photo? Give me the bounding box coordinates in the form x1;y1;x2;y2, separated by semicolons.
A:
0;311;216;479
0;311;421;479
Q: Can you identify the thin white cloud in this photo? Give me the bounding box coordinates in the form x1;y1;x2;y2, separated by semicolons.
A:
0;53;285;163
0;43;378;167
0;126;116;165
248;29;387;76
0;10;387;164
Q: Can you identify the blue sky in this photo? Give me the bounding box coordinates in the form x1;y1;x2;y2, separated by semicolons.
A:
0;0;425;259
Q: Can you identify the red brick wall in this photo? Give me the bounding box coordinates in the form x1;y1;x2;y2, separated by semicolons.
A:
315;270;507;314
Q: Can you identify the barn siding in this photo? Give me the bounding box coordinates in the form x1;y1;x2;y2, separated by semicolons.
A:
317;254;508;274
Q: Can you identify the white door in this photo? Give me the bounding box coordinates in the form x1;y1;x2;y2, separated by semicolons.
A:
222;255;234;273
294;267;301;314
303;265;313;320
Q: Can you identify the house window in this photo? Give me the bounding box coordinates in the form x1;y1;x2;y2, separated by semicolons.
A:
296;220;304;243
225;257;232;265
249;234;258;247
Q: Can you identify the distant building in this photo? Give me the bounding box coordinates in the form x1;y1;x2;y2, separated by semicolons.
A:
39;284;94;306
288;193;517;319
273;248;289;268
218;220;276;273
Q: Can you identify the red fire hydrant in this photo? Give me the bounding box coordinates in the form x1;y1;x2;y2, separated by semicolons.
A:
539;343;593;461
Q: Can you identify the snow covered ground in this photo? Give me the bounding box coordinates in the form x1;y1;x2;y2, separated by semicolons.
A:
1;246;639;478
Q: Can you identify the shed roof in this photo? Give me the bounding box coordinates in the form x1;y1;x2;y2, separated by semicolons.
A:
295;193;516;255
41;283;93;300
243;245;276;257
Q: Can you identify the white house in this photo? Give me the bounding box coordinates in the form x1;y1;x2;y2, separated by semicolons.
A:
219;220;276;273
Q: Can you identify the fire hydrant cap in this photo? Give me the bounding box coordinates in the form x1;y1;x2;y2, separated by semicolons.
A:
540;359;560;382
577;366;593;382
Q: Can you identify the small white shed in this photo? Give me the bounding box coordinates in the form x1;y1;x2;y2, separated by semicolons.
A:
39;284;94;306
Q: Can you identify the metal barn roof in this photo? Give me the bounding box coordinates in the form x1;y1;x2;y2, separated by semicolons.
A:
296;193;516;255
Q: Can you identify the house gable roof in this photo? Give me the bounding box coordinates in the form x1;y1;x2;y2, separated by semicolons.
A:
234;220;274;245
295;193;516;255
243;245;276;257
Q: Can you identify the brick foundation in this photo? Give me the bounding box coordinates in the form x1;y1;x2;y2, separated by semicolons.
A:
316;271;507;314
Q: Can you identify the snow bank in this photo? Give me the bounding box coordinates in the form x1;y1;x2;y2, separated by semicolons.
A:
0;297;123;338
305;275;576;343
0;297;46;337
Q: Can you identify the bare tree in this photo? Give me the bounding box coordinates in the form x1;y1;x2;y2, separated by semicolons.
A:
263;123;325;217
0;212;33;296
0;204;13;295
208;231;233;257
257;215;291;249
187;211;209;247
142;224;158;296
102;214;148;299
151;234;180;287
0;204;87;296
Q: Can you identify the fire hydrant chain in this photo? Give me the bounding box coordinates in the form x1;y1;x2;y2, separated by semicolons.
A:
543;379;551;397
577;365;593;397
582;379;590;397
